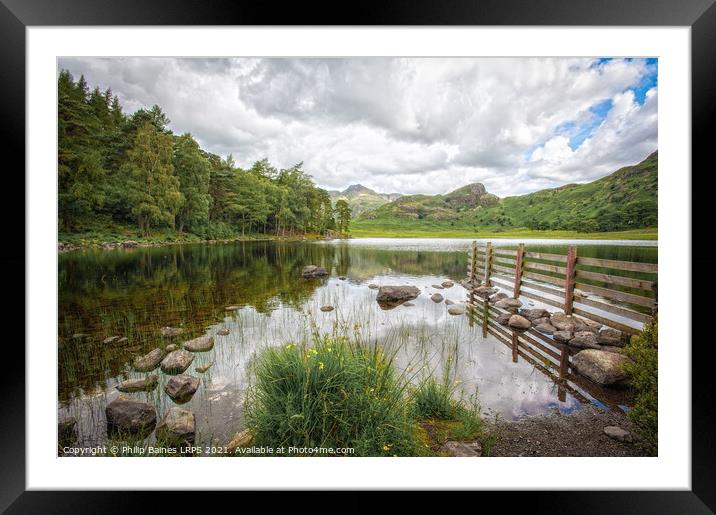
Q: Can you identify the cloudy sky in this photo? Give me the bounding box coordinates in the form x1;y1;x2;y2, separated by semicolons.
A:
57;57;657;197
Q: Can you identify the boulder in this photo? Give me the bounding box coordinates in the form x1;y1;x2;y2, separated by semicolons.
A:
116;337;129;345
489;292;509;303
448;305;466;316
402;302;415;307
508;315;531;330
102;336;121;345
161;349;195;374
339;276;347;280
320;305;335;312
183;335;214;352
165;344;178;352
569;331;601;349
217;328;230;336
227;429;253;452
105;395;157;435
302;265;328;278
376;285;420;304
432;284;445;290
598;327;625;347
441;281;455;288
553;331;573;343
156;407;196;446
519;308;550;321
445;299;454;305
431;293;444;303
439;440;482;457
116;375;159;393
460;278;481;290
572;349;632;386
474;286;498;298
368;283;379;289
497;313;512;326
196;362;213;373
133;348;165;372
603;425;633;443
165;374;200;403
532;317;551;326
534;323;555;335
495;298;522;309
160;326;184;338
583;319;603;333
550;313;590;333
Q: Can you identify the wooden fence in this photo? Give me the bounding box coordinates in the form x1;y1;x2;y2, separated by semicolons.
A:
465;241;658;403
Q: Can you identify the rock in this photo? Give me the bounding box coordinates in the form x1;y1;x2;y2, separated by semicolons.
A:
553;331;573;343
71;333;89;340
583;319;603;333
217;328;230;336
116;337;129;344
320;305;335;312
225;305;240;311
441;281;454;288
550;313;590;333
402;302;415;307
569;331;601;349
445;299;455;305
508;315;531;330
439;440;482;457
376;285;420;304
183;335;214;352
460;278;481;290
534;323;555;335
227;429;253;452
58;415;76;442
532;317;551;326
302;265;328;278
572;349;632;386
105;395;157;435
161;326;184;338
165;344;178;352
161;349;195;374
603;426;633;443
519;308;550;321
497;313;512;325
448;305;466;316
368;283;379;289
116;375;159;392
474;286;498;298
432;284;445;290
165;374;200;403
431;293;444;303
495;298;522;309
339;276;347;280
489;292;509;303
102;336;121;345
122;240;139;248
196;362;213;373
133;348;165;372
156;407;196;446
598;327;625;347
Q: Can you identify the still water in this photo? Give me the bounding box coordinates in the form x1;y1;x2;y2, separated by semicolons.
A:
58;238;657;448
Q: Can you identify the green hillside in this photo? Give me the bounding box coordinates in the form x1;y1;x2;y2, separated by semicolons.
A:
356;152;658;234
328;184;402;216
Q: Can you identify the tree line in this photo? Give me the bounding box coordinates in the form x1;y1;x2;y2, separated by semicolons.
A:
58;70;350;239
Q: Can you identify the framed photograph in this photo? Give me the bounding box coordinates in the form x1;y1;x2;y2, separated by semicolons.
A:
5;0;713;510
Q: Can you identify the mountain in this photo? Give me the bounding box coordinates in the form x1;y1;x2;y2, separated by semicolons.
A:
328;184;403;216
357;152;658;233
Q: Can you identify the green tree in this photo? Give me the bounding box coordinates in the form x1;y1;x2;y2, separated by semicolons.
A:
122;122;182;235
335;199;351;233
173;133;211;233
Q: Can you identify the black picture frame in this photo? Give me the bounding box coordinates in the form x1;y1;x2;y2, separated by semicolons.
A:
3;0;711;511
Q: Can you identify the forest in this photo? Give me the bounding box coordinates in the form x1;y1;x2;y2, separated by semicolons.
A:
58;70;349;241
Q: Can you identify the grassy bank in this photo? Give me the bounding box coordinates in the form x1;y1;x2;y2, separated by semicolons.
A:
242;335;489;457
349;220;657;240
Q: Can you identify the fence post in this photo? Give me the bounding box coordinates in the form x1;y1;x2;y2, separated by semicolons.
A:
483;242;493;287
564;245;577;315
469;241;477;282
513;243;524;298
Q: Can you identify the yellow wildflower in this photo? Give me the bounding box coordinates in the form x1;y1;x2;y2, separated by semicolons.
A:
383;444;391;451
319;362;325;370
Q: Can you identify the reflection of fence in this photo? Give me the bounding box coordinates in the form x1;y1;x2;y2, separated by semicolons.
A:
465;241;657;407
467;241;657;335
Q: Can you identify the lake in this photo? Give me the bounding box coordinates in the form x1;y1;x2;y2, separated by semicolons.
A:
58;238;657;449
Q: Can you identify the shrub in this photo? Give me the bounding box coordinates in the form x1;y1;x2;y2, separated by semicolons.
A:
244;335;424;456
623;317;658;455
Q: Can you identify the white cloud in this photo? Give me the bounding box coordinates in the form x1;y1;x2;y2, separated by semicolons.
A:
57;57;657;197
